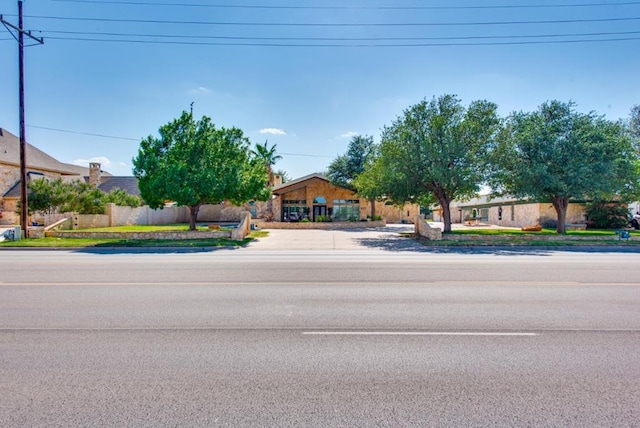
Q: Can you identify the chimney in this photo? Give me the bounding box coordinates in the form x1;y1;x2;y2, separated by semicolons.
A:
89;162;101;187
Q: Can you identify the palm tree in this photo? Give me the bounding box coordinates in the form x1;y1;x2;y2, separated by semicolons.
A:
253;141;282;186
253;141;282;221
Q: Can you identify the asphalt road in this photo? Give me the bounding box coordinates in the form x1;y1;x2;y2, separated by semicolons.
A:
1;247;640;426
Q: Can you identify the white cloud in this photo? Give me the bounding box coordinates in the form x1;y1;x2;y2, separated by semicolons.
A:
341;131;359;138
72;156;112;168
260;128;287;136
188;86;211;94
118;162;128;167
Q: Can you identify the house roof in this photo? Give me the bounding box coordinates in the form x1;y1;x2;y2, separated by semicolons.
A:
95;176;141;196
0;127;101;176
4;175;141;198
272;173;330;195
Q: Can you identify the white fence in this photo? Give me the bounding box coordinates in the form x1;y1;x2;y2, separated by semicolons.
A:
44;203;249;229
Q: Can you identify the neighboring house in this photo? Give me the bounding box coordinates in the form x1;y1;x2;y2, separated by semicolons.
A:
83;162;140;197
0;128;90;224
432;195;588;228
0;127;141;225
269;173;419;223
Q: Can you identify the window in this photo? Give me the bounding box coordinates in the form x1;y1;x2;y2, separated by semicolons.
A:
511;205;515;221
333;199;360;221
498;206;503;221
283;200;309;221
313;196;327;204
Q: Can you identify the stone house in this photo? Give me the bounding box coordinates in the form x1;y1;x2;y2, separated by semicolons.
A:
432;195;588;228
270;174;419;223
0;127;141;225
0;128;93;224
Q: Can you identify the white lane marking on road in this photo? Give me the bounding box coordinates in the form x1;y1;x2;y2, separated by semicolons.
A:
303;332;538;336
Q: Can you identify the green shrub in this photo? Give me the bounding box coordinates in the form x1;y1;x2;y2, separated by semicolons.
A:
585;201;630;229
104;188;143;208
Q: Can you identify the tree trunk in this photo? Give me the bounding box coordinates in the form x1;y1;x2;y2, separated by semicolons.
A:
189;204;201;231
370;198;376;220
551;197;569;234
436;196;452;233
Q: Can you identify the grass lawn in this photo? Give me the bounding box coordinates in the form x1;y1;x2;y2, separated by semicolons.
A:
415;237;640;247
450;228;639;237
73;224;227;232
0;230;269;248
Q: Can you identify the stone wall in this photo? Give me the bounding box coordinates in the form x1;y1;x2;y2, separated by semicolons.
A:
539;202;587;225
0;201;18;225
254;220;386;229
47;230;232;240
414;216;442;240
0;166;20;198
375;202;419;223
231;212;252;241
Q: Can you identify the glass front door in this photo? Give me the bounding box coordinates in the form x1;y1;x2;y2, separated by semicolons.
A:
313;205;327;221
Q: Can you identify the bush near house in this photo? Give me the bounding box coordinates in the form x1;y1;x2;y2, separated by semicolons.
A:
585;201;630;229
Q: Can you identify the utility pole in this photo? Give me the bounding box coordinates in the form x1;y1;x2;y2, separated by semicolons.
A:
1;2;44;237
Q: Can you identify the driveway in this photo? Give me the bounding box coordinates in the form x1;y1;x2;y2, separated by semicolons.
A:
247;224;422;251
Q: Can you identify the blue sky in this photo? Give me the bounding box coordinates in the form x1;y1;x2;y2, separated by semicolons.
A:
1;0;639;179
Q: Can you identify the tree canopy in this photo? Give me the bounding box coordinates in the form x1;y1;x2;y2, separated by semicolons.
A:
327;134;375;191
133;111;270;230
252;140;282;186
630;104;640;147
327;135;377;217
489;100;640;234
26;177;141;216
355;94;500;232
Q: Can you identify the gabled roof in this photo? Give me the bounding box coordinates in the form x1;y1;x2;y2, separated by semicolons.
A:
272;173;330;195
0;127;93;176
95;176;141;196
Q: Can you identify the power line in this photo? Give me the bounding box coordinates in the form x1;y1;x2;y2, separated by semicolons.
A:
27;125;140;141
49;0;640;11
27;125;332;158
38;29;640;42
17;14;640;27
42;35;640;47
1;3;45;236
279;152;332;159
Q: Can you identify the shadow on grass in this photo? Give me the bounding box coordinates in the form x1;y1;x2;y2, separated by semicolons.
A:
73;238;254;254
353;235;640;256
73;245;242;255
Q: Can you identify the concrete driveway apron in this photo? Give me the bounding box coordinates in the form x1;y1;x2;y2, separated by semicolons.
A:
246;225;422;251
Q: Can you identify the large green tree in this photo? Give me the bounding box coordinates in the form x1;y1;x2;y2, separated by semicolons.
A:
327;134;377;217
630;104;640;147
133;111;270;230
489;100;640;234
355;95;500;232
